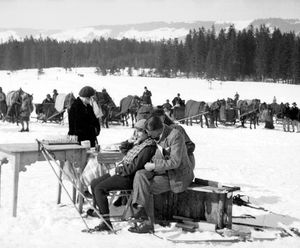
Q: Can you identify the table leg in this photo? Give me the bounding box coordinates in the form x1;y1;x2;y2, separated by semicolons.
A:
57;161;64;204
0;164;2;208
13;154;20;217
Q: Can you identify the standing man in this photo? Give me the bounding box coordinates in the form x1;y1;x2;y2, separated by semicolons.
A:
282;102;291;132
290;102;299;132
52;89;58;103
172;93;183;107
142;86;152;105
128;116;194;234
0;87;7;120
68;86;100;147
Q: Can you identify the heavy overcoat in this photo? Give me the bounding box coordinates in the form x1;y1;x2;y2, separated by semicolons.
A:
153;125;194;193
68;97;100;147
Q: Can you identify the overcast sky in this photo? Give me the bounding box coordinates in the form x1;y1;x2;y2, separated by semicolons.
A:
1;0;300;30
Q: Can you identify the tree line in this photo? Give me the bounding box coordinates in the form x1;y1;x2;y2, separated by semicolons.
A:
0;24;300;84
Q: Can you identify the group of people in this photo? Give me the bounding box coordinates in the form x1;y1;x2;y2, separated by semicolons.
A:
69;86;195;234
281;101;300;133
42;89;58;104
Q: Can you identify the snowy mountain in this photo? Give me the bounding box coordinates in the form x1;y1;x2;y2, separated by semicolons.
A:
0;18;300;43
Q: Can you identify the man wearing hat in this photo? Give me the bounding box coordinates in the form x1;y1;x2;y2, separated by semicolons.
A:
68;86;100;147
282;102;291;132
141;86;152;105
290;102;299;132
128;116;194;234
88;119;156;231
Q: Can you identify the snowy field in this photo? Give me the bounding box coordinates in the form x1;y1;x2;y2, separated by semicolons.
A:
0;68;300;247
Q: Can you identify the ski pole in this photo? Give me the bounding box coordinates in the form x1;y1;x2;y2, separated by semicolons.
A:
39;145;91;232
37;140;115;233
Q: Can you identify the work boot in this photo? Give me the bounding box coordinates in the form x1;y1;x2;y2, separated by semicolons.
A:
128;206;148;222
128;220;154;234
94;219;113;232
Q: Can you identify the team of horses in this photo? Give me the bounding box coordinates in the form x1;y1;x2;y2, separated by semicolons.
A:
0;88;288;130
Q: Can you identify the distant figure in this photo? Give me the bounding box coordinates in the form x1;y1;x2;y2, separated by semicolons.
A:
290;102;299;133
0;87;7;120
52;89;58;103
163;99;172;112
141;86;152;105
102;88;113;104
273;96;277;104
264;105;274;129
19;93;33;132
172;93;184;107
42;94;54;104
234;92;239;106
282;102;291;132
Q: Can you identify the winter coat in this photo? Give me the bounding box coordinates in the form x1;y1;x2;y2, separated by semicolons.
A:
142;90;152;105
68;97;100;147
282;105;291;119
19;95;33;121
153;125;194;193
116;140;157;177
289;106;299;121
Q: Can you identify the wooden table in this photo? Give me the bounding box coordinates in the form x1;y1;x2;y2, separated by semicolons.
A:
0;143;87;217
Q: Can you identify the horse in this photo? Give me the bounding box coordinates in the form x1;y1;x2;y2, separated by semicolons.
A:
184;100;209;127
5;89;24;124
118;95;142;127
237;99;261;129
206;100;222;128
93;91;117;128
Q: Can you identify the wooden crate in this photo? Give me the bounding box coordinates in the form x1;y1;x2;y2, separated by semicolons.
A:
154;178;240;229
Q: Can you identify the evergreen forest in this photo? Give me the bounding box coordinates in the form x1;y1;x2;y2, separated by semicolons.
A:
0;25;300;84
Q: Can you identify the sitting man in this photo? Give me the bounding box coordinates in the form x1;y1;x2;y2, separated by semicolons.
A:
89;119;156;231
150;108;195;169
128;116;194;234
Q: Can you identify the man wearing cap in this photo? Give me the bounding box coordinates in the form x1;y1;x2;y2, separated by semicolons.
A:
68;86;100;147
89;119;156;231
151;107;195;169
141;86;152;105
128;116;194;234
290;102;299;132
282;102;291;132
52;89;58;103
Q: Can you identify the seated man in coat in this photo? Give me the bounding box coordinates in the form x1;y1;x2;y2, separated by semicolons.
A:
89;119;156;232
128;116;194;234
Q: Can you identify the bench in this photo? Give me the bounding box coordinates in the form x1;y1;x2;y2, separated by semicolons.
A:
154;178;240;229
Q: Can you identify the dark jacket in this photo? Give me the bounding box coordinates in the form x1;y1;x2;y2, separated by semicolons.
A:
153;125;194;193
142;90;152;105
68;97;100;147
290;106;299;121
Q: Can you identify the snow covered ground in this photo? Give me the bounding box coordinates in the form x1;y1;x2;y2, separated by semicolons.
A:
0;68;300;247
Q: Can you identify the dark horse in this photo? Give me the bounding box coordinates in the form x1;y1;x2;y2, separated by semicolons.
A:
93;91;116;128
118;95;142;127
206;100;222;128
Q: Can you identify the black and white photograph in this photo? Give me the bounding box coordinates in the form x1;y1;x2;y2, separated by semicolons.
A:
0;0;300;247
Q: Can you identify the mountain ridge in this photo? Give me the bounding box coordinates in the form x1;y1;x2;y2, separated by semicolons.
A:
0;18;299;43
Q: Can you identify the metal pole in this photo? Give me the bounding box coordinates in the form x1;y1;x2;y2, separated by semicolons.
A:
36;140;115;233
